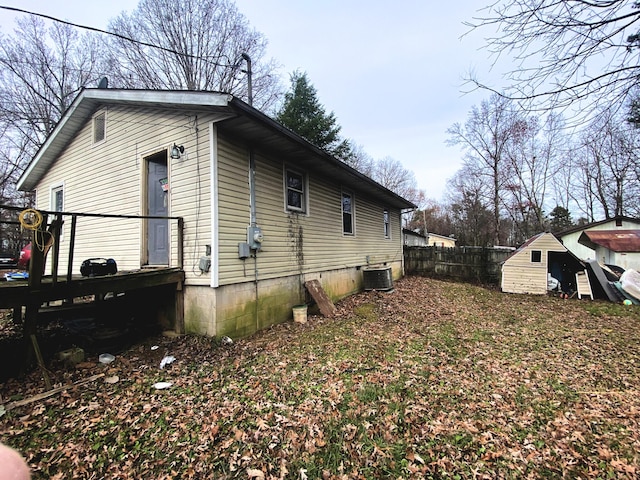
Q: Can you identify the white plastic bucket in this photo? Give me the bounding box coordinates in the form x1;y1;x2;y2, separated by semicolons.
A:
293;305;307;323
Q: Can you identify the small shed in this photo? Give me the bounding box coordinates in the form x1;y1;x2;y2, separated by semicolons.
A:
501;232;584;295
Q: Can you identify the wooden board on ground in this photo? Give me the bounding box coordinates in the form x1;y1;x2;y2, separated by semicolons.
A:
304;280;337;317
575;270;593;300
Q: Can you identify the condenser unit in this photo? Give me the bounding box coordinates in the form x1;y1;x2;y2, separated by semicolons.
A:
363;266;393;291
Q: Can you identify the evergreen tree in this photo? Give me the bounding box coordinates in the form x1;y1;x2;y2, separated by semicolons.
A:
277;71;351;160
548;205;573;233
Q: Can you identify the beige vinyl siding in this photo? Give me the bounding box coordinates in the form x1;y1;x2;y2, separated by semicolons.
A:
216;138;251;283
216;140;403;285
34;105;215;279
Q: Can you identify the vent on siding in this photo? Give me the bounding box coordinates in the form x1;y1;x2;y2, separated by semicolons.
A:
363;266;393;291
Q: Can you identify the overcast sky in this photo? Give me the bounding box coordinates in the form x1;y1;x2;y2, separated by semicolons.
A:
0;0;503;201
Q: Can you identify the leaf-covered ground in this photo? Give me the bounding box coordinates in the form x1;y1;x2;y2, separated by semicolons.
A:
1;276;640;479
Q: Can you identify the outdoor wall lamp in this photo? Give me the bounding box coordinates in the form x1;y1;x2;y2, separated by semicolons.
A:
170;143;184;160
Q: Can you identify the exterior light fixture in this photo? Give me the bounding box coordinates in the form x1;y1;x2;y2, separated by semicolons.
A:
170;144;184;160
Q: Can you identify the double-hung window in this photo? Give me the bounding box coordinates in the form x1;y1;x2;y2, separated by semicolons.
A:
342;191;354;235
286;169;306;213
383;209;390;238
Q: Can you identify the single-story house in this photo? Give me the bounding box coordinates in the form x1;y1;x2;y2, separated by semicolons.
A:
16;88;416;338
426;233;456;248
577;230;640;271
501;232;584;295
403;229;427;247
402;230;457;248
557;216;640;263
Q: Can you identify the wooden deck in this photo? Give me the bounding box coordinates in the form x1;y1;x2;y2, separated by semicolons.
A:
0;267;185;309
0;205;186;384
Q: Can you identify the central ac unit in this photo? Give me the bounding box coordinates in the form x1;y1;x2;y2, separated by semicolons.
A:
363;266;393;291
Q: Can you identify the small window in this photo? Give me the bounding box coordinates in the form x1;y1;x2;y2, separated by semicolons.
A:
616;218;623;227
342;192;354;235
531;250;542;263
51;184;64;240
383;209;390;238
93;112;106;144
51;184;64;212
285;169;305;212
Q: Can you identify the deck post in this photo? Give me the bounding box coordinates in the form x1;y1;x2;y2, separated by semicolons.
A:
24;216;52;389
177;217;184;269
175;282;184;334
67;215;77;283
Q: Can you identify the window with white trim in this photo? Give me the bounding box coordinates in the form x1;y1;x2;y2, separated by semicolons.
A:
51;184;64;212
383;209;390;238
51;183;64;240
342;191;354;235
285;169;306;213
93;111;106;144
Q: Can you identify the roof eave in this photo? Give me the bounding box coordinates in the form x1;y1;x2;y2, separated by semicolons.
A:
228;98;417;210
17;89;234;191
18;89;417;211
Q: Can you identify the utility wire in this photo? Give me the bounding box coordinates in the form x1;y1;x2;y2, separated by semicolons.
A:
0;5;238;69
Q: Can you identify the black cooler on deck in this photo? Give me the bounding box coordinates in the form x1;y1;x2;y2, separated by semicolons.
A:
80;258;117;277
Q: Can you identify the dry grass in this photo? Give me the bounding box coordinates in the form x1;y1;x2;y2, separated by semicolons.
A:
1;275;639;479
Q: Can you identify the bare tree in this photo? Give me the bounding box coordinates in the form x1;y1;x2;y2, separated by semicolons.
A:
371;156;425;209
576;110;640;218
104;0;282;111
502;113;566;240
0;16;105;209
344;142;374;177
445;166;495;246
447;94;519;245
466;1;640;114
406;199;454;237
0;16;104;153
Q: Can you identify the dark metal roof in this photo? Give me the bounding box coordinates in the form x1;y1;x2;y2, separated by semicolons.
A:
17;88;416;210
578;230;640;252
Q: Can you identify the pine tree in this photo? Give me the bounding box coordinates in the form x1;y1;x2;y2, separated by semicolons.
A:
277;71;351;161
548;206;573;233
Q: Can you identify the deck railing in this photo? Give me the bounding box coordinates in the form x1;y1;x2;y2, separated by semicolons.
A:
0;205;184;286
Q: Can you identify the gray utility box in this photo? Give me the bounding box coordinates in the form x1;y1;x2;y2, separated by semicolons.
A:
247;226;263;250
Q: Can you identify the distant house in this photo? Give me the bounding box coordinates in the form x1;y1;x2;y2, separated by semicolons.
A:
557;216;640;266
426;233;456;248
501;232;584;295
17;88;415;338
402;230;456;248
577;230;640;271
403;229;427;247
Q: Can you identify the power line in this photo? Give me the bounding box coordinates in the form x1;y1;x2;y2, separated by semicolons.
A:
0;5;238;69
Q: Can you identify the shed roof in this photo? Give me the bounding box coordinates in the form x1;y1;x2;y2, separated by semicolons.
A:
503;231;574;263
578;230;640;253
17;88;416;210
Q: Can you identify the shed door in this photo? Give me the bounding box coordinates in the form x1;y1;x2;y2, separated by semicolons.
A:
146;153;169;265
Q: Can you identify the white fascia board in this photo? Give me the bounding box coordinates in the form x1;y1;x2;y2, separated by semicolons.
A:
82;89;233;108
